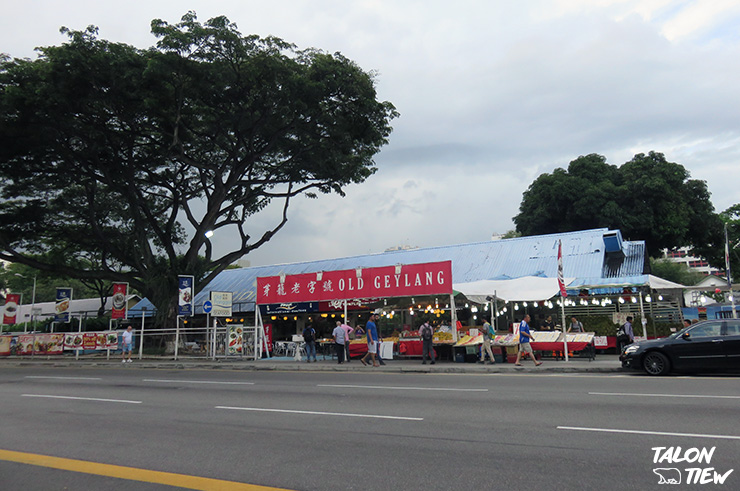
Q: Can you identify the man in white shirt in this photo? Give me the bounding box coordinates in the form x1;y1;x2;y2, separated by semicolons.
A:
121;326;133;363
332;322;346;364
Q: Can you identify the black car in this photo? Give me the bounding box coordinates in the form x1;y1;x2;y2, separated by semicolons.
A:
620;319;740;375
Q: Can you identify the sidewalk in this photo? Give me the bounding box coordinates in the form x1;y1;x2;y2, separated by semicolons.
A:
0;354;625;374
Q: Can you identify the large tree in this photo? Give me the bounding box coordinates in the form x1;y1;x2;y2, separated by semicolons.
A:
0;12;397;324
514;152;722;257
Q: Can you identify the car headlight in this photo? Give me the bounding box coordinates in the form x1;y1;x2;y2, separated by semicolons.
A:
624;344;640;354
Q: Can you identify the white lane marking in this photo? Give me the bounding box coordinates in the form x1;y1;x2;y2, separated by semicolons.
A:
589;392;740;399
318;384;487;392
25;376;103;380
22;394;142;404
557;426;740;440
143;379;255;385
216;406;423;421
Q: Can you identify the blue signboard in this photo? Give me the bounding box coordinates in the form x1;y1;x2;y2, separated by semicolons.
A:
55;287;73;323
178;276;194;317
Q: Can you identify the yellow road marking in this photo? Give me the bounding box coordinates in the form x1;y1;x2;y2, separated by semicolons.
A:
0;449;293;491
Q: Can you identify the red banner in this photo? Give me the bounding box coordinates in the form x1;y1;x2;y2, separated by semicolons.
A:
257;261;452;304
111;283;128;320
3;293;21;325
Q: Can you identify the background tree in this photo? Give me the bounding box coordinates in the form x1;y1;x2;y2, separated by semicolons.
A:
514;152;722;257
0;13;397;326
648;258;704;286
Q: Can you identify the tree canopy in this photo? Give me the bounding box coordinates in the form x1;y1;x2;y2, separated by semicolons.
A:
0;12;397;323
513;152;723;258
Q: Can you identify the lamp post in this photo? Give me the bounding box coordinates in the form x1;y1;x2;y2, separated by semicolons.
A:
14;273;37;333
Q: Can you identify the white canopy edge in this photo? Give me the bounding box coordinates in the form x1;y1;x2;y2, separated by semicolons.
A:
453;276;576;303
567;274;685;291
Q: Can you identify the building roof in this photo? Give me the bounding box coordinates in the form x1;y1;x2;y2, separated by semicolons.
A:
130;228;647;316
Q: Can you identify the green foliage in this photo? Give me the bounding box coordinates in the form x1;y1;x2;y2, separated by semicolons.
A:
514;152;722;257
649;258;705;286
0;12;397;327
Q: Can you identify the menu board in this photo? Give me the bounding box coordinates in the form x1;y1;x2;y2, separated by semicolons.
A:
227;325;244;355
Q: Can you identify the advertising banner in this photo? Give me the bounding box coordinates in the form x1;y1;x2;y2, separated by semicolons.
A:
257;261;453;304
16;334;64;355
111;283;128;320
0;335;11;356
82;333;97;350
227;325;244;355
264;323;273;352
55;288;73;323
210;291;233;317
178;276;194;317
63;333;84;350
3;293;21;325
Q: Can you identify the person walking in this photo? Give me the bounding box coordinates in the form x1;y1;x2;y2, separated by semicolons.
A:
515;314;542;367
332;321;346;364
340;321;353;363
121;326;133;363
303;324;317;362
617;316;635;352
478;317;495;364
419;320;435;365
568;316;584;333
360;313;380;367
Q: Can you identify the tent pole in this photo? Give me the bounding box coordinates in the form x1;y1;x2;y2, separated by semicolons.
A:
450;293;458;343
639;291;647;338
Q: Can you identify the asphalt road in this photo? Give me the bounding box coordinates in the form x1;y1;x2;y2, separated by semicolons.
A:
1;367;738;490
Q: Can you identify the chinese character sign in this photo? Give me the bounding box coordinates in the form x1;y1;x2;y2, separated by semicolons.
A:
257;261;452;304
178;276;194;317
55;288;73;323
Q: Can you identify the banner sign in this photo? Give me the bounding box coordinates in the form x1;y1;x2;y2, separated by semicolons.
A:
178;276;194;317
63;331;118;351
210;291;233;317
16;333;64;355
111;283;128;320
55;288;73;323
259;302;319;315
227;325;243;355
257;261;453;304
3;293;21;325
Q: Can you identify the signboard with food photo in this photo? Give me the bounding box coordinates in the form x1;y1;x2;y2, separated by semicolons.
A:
3;293;21;325
64;333;85;350
178;276;194;317
227;325;244;355
111;283;128;320
55;287;73;323
0;335;11;356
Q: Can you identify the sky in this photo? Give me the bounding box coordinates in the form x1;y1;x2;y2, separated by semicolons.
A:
3;1;740;268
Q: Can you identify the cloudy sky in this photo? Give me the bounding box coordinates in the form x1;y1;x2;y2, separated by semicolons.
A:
3;1;740;267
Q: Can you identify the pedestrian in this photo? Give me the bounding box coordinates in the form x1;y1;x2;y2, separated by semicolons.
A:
568;316;584;333
515;314;542;367
121;325;133;363
340;320;353;363
541;315;554;331
617;316;635;352
478;316;495;364
682;319;691;329
360;313;380;367
303;324;317;362
332;321;346;364
419;320;435;365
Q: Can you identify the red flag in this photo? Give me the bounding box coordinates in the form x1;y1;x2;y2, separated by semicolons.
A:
558;240;568;297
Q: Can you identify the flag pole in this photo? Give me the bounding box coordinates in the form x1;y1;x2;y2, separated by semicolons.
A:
558;240;569;362
725;223;737;319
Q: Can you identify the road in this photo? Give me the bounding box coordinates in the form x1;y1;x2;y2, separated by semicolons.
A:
1;367;738;490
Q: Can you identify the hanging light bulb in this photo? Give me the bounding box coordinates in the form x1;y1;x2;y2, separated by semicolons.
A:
619;297;625;304
631;296;637;303
645;295;652;302
523;301;528;307
658;295;663;301
592;298;599;305
533;302;539;307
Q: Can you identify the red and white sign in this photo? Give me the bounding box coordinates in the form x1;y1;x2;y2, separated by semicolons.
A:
3;293;21;325
111;283;128;320
257;261;452;304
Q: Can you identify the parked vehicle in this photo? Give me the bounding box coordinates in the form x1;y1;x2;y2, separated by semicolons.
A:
620;319;740;375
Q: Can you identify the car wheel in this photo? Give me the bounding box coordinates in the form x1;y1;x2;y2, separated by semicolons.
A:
643;351;670;376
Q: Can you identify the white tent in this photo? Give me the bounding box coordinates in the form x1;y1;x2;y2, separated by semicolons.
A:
453;276;576;303
566;274;685;291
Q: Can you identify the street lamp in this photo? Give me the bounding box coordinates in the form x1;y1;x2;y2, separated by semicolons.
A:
14;273;36;333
